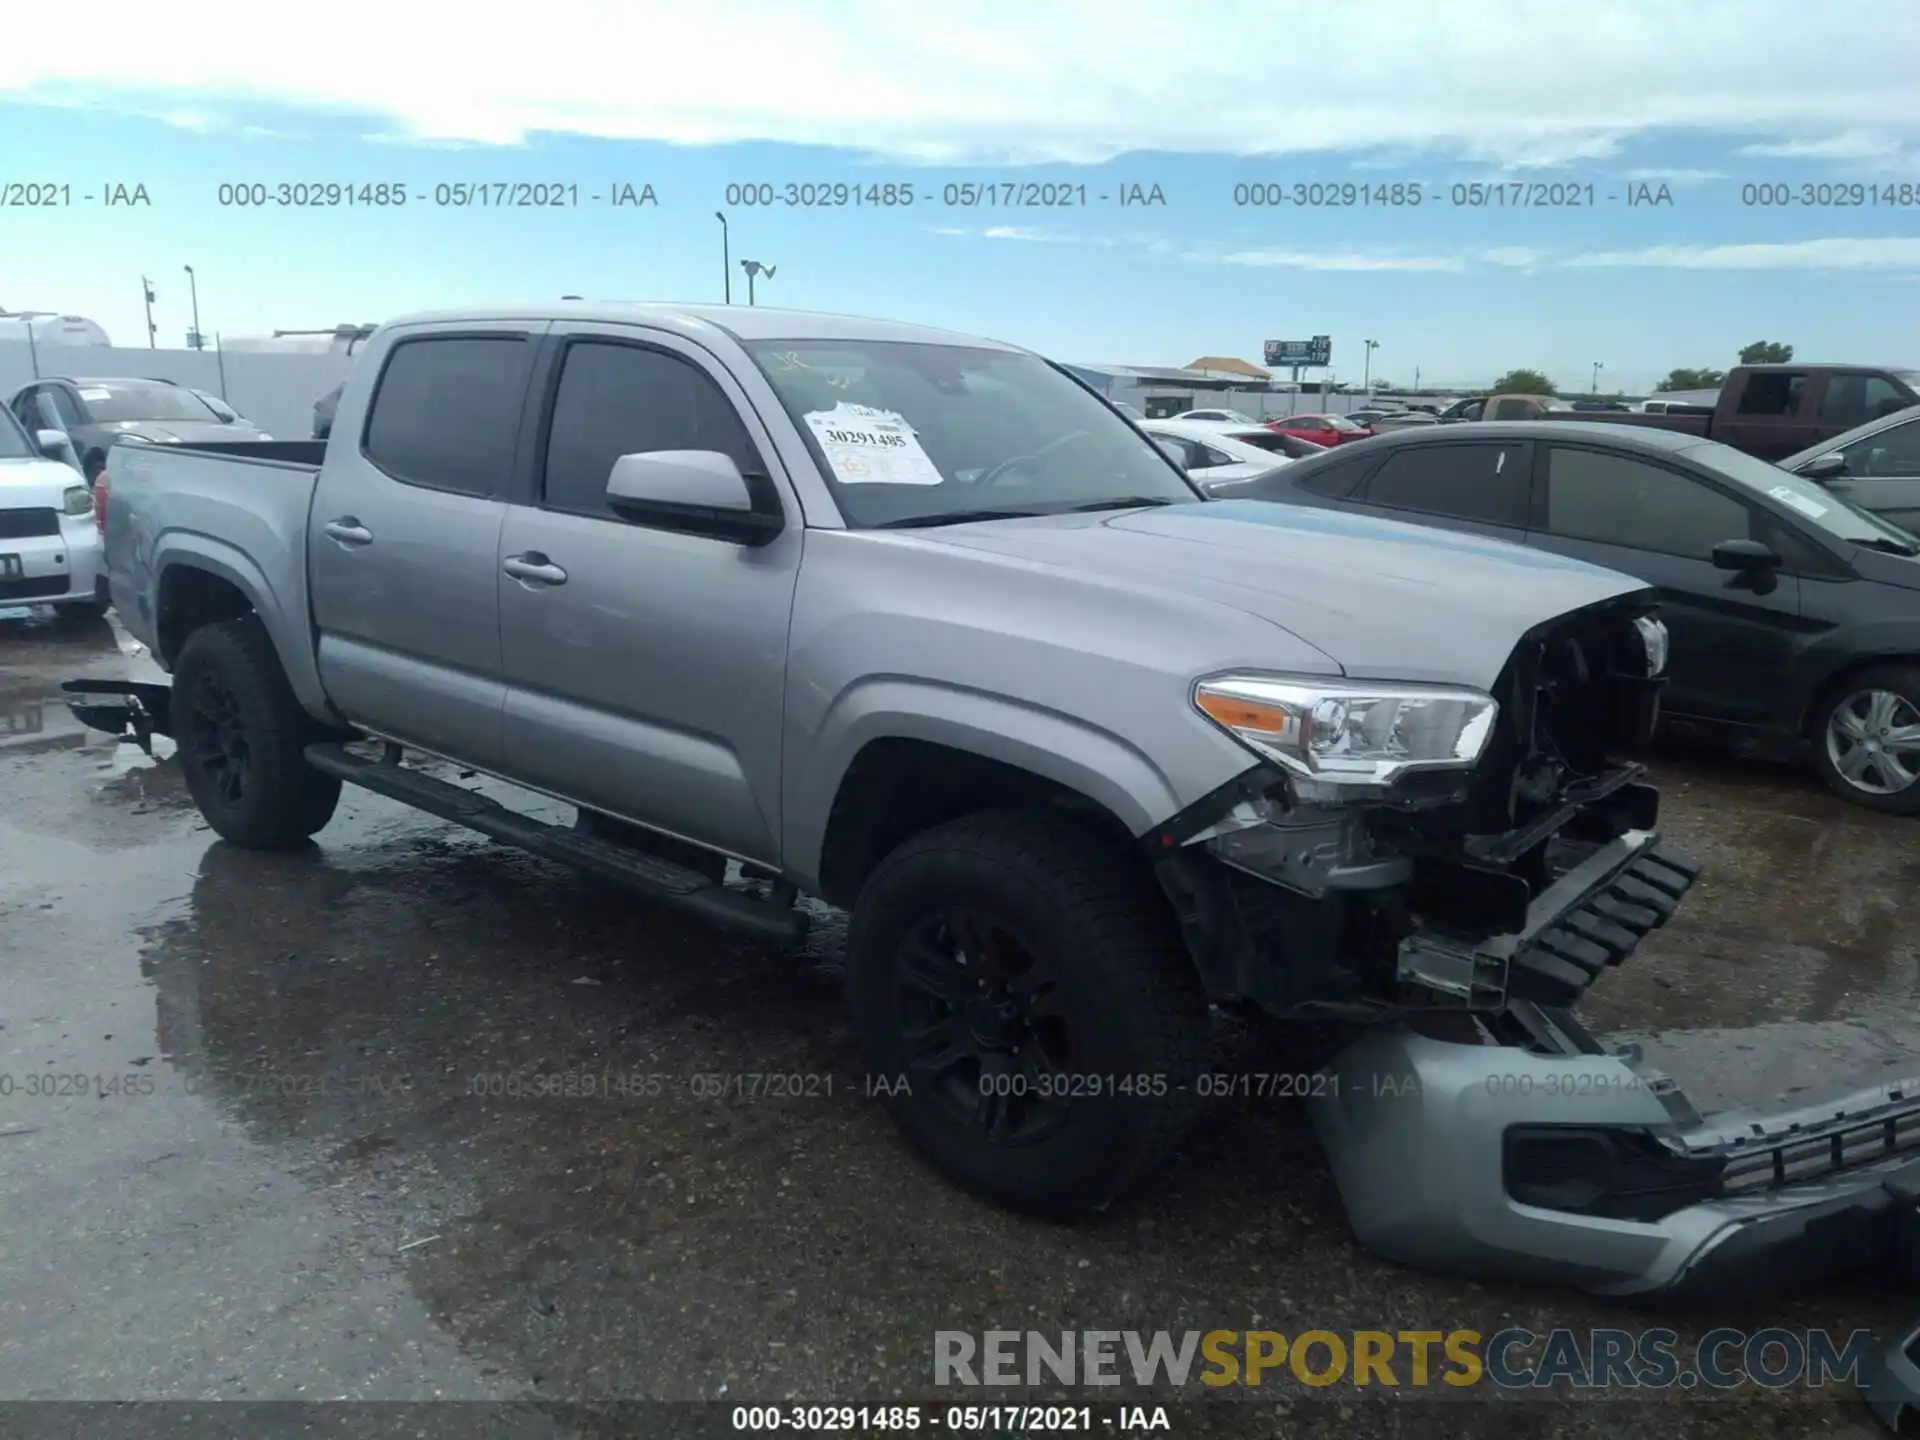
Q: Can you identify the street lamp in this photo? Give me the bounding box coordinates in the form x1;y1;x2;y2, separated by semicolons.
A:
183;265;203;351
715;212;731;305
739;258;776;306
1592;361;1604;395
142;276;158;349
1363;339;1379;392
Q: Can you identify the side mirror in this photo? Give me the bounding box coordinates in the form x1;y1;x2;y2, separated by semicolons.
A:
1798;451;1847;482
1712;538;1781;572
604;450;782;546
35;429;76;465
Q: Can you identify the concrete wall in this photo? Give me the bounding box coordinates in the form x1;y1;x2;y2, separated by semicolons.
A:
0;342;354;440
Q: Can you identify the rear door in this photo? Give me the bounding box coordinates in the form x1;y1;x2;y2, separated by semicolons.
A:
1718;370;1813;461
495;325;803;865
1338;439;1533;543
308;322;546;767
1523;442;1803;723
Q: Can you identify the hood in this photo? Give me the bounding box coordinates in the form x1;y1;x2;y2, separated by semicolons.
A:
920;499;1652;688
104;419;267;445
1845;544;1920;596
0;455;91;508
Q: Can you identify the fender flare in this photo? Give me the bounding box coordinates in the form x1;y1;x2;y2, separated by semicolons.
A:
150;533;332;719
785;678;1187;889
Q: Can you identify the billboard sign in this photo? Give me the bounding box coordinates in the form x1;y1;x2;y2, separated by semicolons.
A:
1264;336;1332;367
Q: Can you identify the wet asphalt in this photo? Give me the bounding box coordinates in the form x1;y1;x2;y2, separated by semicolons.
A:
0;611;1914;1439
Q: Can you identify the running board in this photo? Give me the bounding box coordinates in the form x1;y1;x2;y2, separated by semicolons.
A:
303;742;808;947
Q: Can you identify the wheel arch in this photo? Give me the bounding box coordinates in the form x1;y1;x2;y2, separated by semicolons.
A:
1798;649;1920;739
810;735;1161;911
149;539;332;720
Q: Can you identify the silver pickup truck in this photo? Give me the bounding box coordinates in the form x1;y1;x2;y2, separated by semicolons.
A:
71;302;1920;1297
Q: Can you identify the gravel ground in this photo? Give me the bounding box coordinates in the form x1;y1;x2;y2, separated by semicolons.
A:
0;609;1913;1439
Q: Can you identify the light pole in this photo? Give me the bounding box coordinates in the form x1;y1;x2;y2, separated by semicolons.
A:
1413;364;1421;392
142;276;158;348
739;258;776;306
1591;360;1604;395
1362;339;1379;392
183;265;203;350
716;213;731;304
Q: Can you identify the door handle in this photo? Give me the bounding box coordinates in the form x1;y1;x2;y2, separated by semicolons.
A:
323;517;374;547
503;553;568;587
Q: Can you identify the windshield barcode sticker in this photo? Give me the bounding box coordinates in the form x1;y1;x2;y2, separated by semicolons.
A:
804;403;944;485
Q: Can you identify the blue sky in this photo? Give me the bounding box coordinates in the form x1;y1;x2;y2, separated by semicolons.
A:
2;0;1917;394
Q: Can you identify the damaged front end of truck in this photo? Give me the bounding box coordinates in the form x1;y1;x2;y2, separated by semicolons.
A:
1150;591;1920;1297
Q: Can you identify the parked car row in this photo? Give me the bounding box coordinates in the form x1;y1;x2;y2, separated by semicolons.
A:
1211;415;1920;811
6;375;272;482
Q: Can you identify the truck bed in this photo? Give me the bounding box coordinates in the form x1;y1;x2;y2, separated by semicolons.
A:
103;436;329;711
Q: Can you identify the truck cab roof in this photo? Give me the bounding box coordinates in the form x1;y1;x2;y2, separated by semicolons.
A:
384;302;1027;353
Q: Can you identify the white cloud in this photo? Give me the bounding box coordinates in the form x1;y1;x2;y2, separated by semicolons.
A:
1618;167;1727;183
0;0;1915;166
1559;237;1920;270
1475;247;1551;271
1197;247;1467;272
1739;131;1903;159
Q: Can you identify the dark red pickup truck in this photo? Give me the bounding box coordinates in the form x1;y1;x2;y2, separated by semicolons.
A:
1537;364;1920;462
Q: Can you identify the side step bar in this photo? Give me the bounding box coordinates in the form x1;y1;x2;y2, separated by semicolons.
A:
303;742;808;948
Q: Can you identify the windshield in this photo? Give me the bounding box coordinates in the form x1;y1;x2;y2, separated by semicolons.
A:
1686;441;1919;547
0;404;35;459
78;382;220;424
745;340;1198;527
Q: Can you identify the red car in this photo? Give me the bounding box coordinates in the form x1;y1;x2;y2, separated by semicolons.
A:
1267;412;1374;446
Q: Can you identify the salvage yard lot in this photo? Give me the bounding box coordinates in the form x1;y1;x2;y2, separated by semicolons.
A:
0;612;1914;1438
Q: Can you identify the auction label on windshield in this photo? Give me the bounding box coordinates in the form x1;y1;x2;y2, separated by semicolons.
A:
804;403;944;485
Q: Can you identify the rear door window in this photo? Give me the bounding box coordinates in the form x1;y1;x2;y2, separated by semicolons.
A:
1735;372;1809;416
363;335;535;496
1356;442;1530;525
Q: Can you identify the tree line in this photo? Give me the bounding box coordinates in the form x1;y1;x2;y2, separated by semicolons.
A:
1476;342;1796;399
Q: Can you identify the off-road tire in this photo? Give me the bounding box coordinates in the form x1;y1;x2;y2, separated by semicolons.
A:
847;807;1208;1217
173;617;342;848
1811;663;1920;815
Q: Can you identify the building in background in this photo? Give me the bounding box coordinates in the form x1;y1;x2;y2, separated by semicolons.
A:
0;309;112;346
217;324;380;355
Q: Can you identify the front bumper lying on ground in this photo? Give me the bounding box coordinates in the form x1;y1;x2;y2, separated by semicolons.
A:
1312;1009;1920;1298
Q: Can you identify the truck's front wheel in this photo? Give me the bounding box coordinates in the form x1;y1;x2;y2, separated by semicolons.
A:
174;617;342;849
847;809;1208;1217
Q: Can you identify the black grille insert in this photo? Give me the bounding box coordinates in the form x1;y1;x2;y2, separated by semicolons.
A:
0;508;61;539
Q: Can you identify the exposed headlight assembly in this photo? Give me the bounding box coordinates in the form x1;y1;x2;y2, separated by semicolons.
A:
1193;673;1499;787
1632;615;1669;677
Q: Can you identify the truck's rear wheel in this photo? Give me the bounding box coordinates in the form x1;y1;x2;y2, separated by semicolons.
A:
847;808;1208;1217
173;617;342;849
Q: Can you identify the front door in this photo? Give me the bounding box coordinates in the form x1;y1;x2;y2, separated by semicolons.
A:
495;327;803;865
307;324;545;767
1524;442;1802;724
